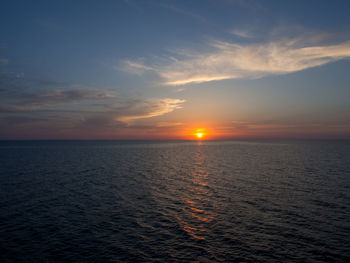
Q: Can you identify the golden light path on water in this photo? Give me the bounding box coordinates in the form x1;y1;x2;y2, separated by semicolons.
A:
179;141;216;240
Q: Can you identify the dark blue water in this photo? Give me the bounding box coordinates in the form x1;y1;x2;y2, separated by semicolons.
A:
0;140;349;262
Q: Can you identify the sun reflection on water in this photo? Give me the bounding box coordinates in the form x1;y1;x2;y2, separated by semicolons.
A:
179;142;215;240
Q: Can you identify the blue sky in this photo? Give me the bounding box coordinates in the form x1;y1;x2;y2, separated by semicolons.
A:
1;0;350;139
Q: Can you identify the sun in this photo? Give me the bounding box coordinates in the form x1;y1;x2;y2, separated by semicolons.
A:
196;133;203;138
192;129;206;140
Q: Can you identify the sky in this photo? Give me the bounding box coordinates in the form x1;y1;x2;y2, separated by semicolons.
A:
1;0;350;140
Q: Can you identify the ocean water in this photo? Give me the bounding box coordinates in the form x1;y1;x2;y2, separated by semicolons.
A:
0;140;349;262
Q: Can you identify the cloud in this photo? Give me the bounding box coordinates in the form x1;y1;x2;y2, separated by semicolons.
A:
0;116;50;124
155;122;184;127
77;98;185;131
2;92;184;125
0;71;184;124
0;62;186;138
0;87;117;112
118;60;154;75
115;98;185;123
231;29;253;38
80;98;185;124
1;96;185;139
20;88;116;107
121;38;350;86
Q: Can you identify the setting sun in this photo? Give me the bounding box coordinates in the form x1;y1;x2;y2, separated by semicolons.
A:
196;133;203;138
192;128;207;140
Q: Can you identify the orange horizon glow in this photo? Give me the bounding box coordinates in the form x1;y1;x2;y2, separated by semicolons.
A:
23;122;350;141
191;129;208;140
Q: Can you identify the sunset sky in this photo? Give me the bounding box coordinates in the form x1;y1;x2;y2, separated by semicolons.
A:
1;0;350;140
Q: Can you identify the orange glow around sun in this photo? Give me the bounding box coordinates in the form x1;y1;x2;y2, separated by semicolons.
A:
192;129;207;140
196;133;203;138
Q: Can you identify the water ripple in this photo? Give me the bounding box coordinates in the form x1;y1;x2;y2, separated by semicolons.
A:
0;140;350;262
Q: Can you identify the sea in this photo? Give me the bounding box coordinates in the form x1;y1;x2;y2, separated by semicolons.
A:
0;140;349;262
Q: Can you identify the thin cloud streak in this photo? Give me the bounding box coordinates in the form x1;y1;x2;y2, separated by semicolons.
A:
122;38;350;86
116;98;185;123
231;29;254;38
210;120;350;139
118;60;154;75
21;88;117;107
0;88;117;111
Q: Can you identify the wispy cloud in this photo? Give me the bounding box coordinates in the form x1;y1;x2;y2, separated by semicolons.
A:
0;69;185;125
231;29;253;38
118;60;154;75
121;37;350;86
0;88;117;112
74;98;185;134
0;73;185;136
155;122;184;127
1;91;185;139
20;88;116;107
115;98;185;123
